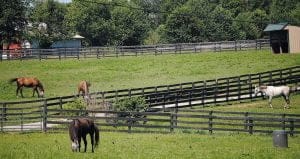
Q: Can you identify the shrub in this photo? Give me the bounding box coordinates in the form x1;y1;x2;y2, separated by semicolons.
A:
63;98;86;116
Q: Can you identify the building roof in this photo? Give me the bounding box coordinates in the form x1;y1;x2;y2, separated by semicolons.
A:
263;22;288;32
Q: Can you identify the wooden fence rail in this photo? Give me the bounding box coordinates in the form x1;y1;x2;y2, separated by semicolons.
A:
43;109;300;135
0;39;269;61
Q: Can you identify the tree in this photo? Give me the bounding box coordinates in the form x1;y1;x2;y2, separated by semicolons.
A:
29;0;68;48
0;0;30;47
235;9;269;39
66;0;113;46
269;0;299;23
111;4;150;46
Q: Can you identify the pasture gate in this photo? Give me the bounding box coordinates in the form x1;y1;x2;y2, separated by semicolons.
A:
0;66;300;134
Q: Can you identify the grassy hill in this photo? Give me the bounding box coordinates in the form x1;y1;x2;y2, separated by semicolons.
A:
0;50;300;101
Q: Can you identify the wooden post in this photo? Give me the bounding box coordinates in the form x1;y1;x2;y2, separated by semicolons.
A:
42;99;47;132
235;41;237;51
289;120;294;136
96;48;100;59
209;111;213;134
128;116;132;133
248;117;253;134
238;77;241;100
2;103;7;121
281;114;286;130
249;75;252;101
214;80;218;105
58;51;61;60
226;78;229;103
59;97;63;115
202;81;206;107
244;112;249;131
20;109;23;133
0;50;2;62
170;113;174;132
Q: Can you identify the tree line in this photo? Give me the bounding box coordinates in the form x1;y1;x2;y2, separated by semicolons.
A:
1;0;300;48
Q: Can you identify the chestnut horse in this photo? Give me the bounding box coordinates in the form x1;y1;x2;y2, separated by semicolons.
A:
9;77;44;98
69;118;100;153
78;81;91;101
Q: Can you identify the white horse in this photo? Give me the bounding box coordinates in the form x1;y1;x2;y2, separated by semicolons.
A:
254;85;298;109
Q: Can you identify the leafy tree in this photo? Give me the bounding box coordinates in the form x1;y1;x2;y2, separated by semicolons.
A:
111;4;150;46
66;0;113;46
235;9;269;39
0;0;30;47
269;0;299;23
29;0;68;48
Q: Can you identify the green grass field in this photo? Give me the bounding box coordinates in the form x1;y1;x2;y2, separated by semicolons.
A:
1;50;300;101
0;132;299;159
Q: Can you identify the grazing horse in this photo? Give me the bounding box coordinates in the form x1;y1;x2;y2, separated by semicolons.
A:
9;77;44;98
78;81;91;101
69;118;100;153
254;85;298;109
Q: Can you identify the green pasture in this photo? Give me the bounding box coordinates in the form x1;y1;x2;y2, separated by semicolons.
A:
0;132;299;159
0;50;300;101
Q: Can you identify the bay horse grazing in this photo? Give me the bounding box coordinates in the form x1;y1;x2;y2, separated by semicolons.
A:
69;118;100;153
78;81;91;101
254;85;299;109
9;77;44;98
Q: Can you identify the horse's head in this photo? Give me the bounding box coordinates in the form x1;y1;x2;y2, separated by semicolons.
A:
38;84;45;98
71;140;79;152
254;85;260;96
254;85;267;96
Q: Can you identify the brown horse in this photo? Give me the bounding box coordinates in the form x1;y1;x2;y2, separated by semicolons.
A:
9;77;44;98
78;80;91;101
69;118;100;153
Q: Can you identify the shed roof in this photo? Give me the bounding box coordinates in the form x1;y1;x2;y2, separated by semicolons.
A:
263;22;288;32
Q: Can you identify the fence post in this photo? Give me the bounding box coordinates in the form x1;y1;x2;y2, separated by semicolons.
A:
244;112;249;131
128;116;132;133
170;113;174;132
2;103;7;121
234;41;237;51
42;99;47;132
226;78;229;103
249;75;252;101
20;109;24;133
214;80;218;105
238;76;241;100
0;50;2;62
209;111;213;134
59;97;63;115
248;117;253;134
202;81;206;107
58;51;61;60
289;120;294;136
281;114;286;130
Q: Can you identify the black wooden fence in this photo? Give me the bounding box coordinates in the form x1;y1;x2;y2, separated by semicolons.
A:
0;66;299;133
0;39;269;61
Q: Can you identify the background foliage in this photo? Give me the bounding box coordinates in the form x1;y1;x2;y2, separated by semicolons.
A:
1;0;300;47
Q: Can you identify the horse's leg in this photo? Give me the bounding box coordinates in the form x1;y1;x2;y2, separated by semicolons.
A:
90;132;95;153
32;86;37;97
20;87;24;98
268;96;273;108
284;95;290;109
83;135;87;152
16;86;20;97
78;137;81;152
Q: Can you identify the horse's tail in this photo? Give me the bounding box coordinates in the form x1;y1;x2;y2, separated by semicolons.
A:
9;78;18;83
93;123;100;148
